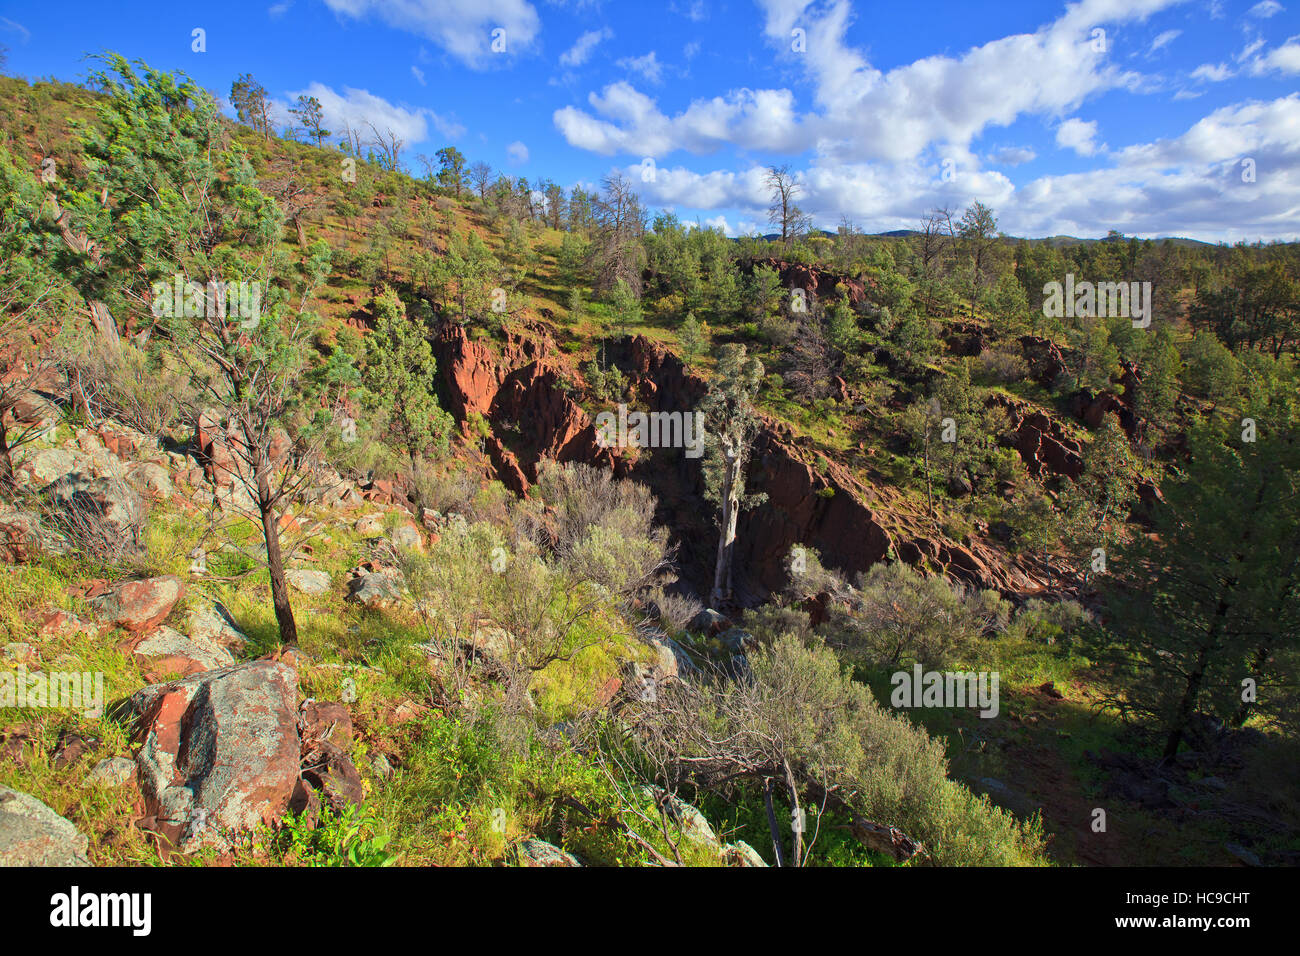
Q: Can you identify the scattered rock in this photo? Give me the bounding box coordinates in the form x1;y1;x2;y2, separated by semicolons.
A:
44;473;146;542
285;568;331;595
132;625;235;676
184;603;248;654
86;757;136;789
52;732;100;769
636;786;719;849
125;461;174;500
345;570;404;609
516;838;580;867
0;786;91;866
36;608;93;641
0;508;40;563
299;742;363;814
91;575;184;633
300;701;353;751
389;522;424;552
354;513;384;536
1225;842;1261;867
691;608;731;635
16;448;81;487
1;643;36;664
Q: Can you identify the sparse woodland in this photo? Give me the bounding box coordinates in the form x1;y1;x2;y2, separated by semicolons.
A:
0;57;1297;869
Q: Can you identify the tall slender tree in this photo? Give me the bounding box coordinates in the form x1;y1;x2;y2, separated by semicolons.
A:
702;344;767;605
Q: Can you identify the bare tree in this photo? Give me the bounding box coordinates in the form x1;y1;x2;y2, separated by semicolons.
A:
590;172;646;295
469;161;493;201
765;164;812;247
366;123;405;171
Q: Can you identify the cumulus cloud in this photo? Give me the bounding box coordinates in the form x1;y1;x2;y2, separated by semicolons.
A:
1249;37;1300;75
1056;118;1102;156
555;0;1186;162
506;140;530;163
285;82;464;145
621;94;1300;242
320;0;540;68
560;28;611;67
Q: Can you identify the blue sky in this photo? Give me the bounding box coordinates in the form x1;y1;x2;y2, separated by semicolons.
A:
2;0;1298;240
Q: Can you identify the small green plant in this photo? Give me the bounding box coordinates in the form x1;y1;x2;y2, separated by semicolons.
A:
273;803;396;867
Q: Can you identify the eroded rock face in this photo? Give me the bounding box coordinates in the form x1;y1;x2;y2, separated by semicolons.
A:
737;430;895;595
126;661;301;853
432;323;1058;602
1010;410;1084;480
437;324;615;494
0;786;91;866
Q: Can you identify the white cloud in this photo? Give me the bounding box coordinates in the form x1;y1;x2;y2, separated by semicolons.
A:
285;82;464;146
618;94;1300;243
1250;37;1300;75
684;40;701;59
1248;1;1284;17
506;140;530;163
320;0;540;68
672;0;708;21
1056;118;1102;155
618;51;664;84
1149;29;1180;54
990;145;1037;166
0;16;31;43
269;1;293;17
560;28;611;67
411;65;426;85
555;0;1188;162
1238;37;1267;62
1191;62;1234;81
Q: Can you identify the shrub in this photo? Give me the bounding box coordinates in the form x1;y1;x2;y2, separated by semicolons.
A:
827;561;1006;669
972;347;1029;386
80;343;193;437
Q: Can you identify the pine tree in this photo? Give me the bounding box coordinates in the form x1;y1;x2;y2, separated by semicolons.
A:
1105;379;1300;758
362;286;453;516
289;94;329;146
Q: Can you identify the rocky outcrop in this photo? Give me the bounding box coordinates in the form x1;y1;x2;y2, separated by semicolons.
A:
0;786;91;866
127;660;302;853
742;257;870;307
437;324;616;493
516;838;580;867
737;429;894;595
1018;335;1068;388
998;402;1084;481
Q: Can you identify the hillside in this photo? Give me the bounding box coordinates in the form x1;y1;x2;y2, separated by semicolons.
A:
1;61;1298;871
